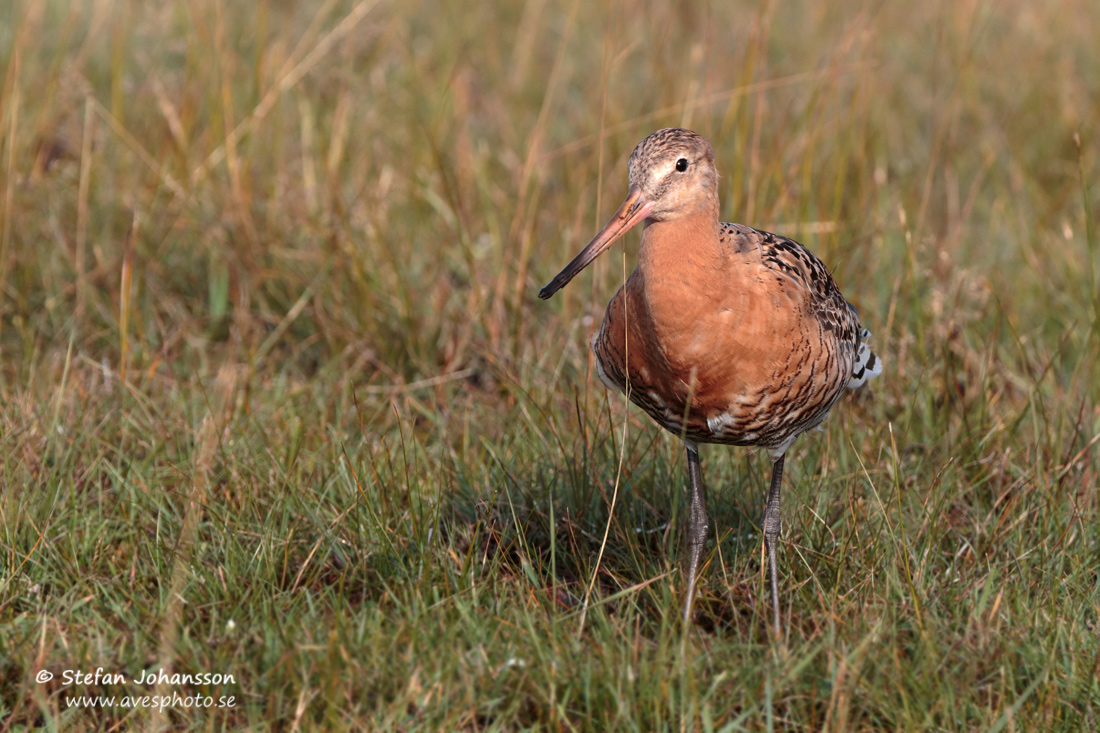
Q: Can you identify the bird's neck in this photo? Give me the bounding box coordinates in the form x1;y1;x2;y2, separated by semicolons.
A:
637;208;724;282
627;209;735;370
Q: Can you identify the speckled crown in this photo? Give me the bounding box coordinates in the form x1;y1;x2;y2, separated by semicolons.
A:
627;128;715;176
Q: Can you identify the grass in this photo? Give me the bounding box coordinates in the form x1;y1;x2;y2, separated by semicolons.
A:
1;0;1099;728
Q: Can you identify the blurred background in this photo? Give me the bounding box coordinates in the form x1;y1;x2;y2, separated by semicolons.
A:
1;0;1098;727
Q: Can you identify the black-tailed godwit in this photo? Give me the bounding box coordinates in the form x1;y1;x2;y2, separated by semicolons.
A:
539;127;881;635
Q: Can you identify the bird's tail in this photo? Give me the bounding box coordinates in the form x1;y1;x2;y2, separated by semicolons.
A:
847;329;882;389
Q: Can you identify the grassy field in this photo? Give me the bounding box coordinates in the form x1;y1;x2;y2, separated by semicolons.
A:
1;0;1099;728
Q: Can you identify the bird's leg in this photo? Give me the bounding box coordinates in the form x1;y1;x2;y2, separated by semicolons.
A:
763;454;786;637
683;443;708;624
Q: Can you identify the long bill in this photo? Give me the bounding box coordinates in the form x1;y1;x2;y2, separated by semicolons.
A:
538;184;653;299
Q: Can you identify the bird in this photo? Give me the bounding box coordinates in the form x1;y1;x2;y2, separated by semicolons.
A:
539;127;881;635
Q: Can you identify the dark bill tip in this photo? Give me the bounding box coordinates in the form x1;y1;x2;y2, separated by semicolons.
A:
535;185;651;303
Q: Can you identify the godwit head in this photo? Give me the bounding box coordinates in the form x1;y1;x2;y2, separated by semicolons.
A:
539;128;719;300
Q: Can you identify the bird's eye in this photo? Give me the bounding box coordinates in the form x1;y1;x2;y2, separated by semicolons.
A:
676;158;689;172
